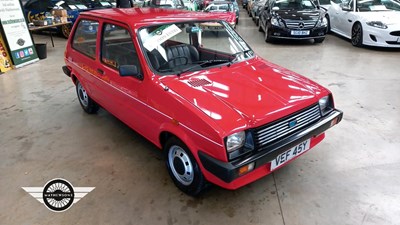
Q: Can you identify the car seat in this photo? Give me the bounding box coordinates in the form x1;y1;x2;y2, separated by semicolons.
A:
165;44;199;68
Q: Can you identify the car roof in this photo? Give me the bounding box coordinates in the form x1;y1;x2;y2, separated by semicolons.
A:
80;8;223;29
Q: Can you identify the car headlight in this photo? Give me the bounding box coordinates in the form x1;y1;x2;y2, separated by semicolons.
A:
366;21;388;29
271;17;280;26
316;17;328;27
226;131;254;160
321;17;328;27
226;131;245;152
319;95;333;116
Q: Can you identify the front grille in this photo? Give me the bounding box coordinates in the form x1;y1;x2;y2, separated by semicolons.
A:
389;31;400;36
386;41;400;45
285;20;316;29
254;104;321;151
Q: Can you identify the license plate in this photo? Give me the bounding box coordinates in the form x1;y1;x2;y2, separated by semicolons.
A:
291;30;310;36
270;139;311;171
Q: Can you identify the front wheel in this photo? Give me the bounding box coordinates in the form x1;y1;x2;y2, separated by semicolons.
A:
258;20;263;32
351;23;363;47
76;80;99;114
264;24;272;42
165;137;206;196
325;15;331;33
61;24;72;39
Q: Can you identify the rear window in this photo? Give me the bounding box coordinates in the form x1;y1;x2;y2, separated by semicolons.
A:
72;19;99;59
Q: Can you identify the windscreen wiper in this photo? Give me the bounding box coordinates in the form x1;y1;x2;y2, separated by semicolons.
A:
230;50;253;63
176;59;230;76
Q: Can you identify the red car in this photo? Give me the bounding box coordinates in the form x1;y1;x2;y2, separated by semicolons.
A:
203;1;237;27
63;8;343;196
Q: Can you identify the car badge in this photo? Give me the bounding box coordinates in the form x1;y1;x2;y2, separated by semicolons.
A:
298;22;304;29
288;119;297;128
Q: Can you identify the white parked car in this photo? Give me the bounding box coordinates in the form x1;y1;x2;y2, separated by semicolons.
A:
327;0;400;47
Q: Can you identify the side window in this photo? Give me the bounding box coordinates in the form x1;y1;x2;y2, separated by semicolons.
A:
101;23;142;75
72;19;99;59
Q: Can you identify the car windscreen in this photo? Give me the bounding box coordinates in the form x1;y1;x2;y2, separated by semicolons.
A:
273;0;317;10
138;21;254;75
356;0;400;11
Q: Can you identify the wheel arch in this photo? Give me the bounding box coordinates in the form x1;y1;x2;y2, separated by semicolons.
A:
158;126;198;155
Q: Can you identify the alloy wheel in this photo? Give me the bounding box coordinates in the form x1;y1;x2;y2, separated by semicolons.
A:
351;23;363;47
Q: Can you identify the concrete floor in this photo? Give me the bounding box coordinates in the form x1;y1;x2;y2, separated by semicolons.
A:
1;9;400;225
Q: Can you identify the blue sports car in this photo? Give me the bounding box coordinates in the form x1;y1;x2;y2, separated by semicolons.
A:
24;0;113;38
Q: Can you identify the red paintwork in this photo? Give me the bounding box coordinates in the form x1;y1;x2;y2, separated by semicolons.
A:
205;10;236;24
65;8;333;190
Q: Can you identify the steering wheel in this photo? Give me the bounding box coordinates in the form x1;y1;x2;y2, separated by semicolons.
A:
160;56;189;68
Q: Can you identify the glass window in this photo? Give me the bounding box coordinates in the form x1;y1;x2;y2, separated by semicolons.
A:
138;21;253;75
101;23;142;74
72;19;99;59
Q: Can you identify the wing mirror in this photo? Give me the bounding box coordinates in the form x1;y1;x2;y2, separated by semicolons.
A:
119;65;143;80
341;4;352;11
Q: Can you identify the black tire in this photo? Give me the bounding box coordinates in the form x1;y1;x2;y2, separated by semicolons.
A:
264;24;272;42
314;37;325;43
255;18;259;26
325;15;331;33
61;24;72;39
351;23;363;47
164;137;206;196
76;80;99;114
258;20;263;32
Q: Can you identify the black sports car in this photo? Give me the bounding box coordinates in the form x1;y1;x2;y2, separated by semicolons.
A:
258;0;328;43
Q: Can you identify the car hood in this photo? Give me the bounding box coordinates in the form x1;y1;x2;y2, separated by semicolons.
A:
275;9;321;21
160;58;326;131
359;11;400;25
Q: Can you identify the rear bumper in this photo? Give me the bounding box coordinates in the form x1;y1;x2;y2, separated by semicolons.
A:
198;109;343;188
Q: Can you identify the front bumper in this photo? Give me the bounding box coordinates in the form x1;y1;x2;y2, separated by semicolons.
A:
362;24;400;48
269;25;327;40
198;109;343;186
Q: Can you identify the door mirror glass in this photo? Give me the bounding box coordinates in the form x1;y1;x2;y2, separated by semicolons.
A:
119;65;142;79
341;5;351;11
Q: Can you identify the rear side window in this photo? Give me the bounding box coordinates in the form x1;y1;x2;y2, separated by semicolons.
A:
72;19;99;59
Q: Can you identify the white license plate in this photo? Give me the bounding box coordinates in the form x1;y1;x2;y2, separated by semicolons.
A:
270;139;311;171
291;30;310;36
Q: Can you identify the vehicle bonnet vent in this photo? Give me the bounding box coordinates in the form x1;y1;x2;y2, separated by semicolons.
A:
188;79;212;87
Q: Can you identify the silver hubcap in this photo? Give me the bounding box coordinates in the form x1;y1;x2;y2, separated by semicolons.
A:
77;82;89;107
168;145;194;186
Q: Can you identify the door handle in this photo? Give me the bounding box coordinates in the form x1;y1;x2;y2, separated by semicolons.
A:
97;69;104;75
348;19;352;22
